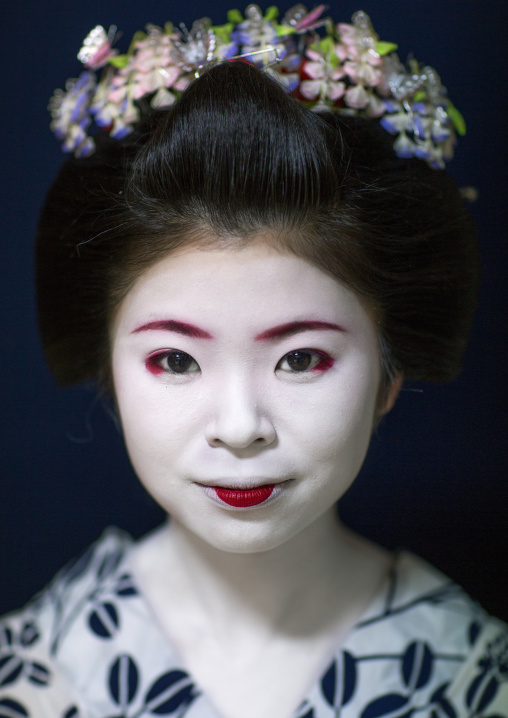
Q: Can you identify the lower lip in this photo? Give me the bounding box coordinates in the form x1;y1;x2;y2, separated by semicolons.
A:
199;482;288;509
214;485;275;507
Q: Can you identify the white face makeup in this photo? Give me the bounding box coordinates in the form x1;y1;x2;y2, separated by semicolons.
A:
111;241;383;554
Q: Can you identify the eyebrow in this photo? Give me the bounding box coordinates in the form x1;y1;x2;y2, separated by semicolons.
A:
255;321;346;341
131;320;213;339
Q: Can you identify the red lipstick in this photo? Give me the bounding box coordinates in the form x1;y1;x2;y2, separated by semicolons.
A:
214;485;275;507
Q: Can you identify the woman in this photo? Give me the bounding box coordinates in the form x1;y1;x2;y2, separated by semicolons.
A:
1;8;507;717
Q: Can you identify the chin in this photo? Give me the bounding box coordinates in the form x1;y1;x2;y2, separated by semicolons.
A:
180;515;308;555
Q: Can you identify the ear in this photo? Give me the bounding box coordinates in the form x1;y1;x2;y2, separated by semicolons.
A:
378;373;403;417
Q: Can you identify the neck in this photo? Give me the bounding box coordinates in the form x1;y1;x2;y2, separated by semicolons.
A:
157;509;382;638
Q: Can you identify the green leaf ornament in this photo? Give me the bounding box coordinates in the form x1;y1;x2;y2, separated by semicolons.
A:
213;23;233;44
264;6;279;21
329;50;340;68
447;104;466;135
319;36;334;55
108;54;129;69
227;9;244;24
375;40;398;56
276;24;296;36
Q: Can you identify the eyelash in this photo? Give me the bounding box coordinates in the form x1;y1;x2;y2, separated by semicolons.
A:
145;348;334;376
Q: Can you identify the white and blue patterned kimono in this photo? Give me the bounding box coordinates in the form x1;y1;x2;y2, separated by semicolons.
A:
1;528;507;718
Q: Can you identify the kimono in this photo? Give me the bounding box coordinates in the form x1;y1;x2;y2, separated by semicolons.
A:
1;528;507;717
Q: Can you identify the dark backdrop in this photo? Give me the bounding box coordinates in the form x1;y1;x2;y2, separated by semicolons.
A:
1;0;507;620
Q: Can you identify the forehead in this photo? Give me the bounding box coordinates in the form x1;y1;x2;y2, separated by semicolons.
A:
112;240;377;339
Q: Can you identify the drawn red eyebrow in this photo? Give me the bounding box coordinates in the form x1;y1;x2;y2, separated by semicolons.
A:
132;320;213;339
255;321;346;341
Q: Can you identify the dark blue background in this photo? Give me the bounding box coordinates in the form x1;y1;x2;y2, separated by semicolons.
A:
1;0;507;619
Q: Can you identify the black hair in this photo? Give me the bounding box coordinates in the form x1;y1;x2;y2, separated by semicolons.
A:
36;61;479;399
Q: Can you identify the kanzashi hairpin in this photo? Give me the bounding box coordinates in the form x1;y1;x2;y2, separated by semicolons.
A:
49;5;465;168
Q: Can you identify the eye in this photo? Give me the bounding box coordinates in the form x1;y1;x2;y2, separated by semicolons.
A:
276;349;334;373
146;350;200;376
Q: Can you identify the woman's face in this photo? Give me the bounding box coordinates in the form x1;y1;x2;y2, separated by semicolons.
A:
111;240;387;553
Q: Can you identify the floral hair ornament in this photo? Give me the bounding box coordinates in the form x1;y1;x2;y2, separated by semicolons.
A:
49;5;466;168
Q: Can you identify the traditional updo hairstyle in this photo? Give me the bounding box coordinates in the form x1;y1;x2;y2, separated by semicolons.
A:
36;61;479;405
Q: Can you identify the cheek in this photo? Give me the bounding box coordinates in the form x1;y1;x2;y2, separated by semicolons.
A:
112;359;165;466
295;365;379;466
112;360;203;472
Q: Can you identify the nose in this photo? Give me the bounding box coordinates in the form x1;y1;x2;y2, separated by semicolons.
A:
205;376;276;450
